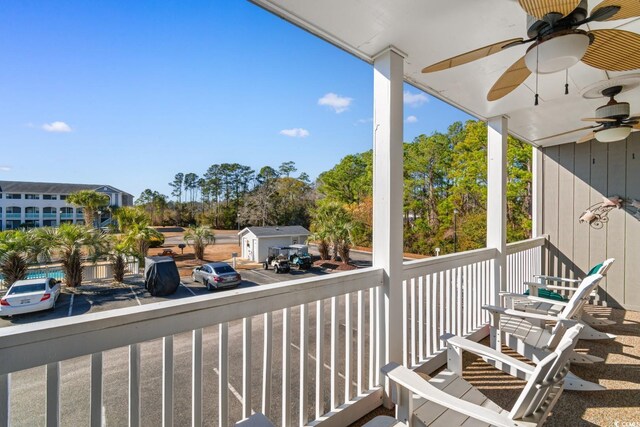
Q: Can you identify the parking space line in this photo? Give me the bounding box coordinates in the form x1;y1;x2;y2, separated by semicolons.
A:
213;367;244;403
129;286;142;306
67;294;74;317
248;269;278;282
180;283;197;296
290;342;356;386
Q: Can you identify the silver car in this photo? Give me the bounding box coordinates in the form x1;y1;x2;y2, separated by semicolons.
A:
191;262;241;291
0;277;61;317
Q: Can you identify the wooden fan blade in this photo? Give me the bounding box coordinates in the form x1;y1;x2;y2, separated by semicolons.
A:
536;126;596;142
518;0;580;19
422;38;524;73
582;29;640;71
591;0;640;21
487;56;531;101
581;117;616;122
577;132;596;143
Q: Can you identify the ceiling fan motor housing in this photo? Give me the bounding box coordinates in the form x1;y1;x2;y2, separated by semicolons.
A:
596;101;630;120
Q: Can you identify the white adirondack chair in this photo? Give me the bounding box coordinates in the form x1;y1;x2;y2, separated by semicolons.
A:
381;324;583;427
504;266;616;341
515;258;616;338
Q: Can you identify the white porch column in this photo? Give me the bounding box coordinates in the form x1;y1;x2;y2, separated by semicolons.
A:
372;47;404;405
532;146;543;237
487;116;508;349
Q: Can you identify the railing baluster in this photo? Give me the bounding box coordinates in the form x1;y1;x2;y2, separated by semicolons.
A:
90;352;103;427
445;269;452;338
410;278;416;367
456;266;463;336
262;312;273;418
243;318;252;420
299;304;309;425
315;300;325;419
191;331;202;427
0;374;8;426
368;288;375;389
282;308;291;427
418;276;424;363
438;271;444;351
330;296;338;410
357;290;364;396
129;343;141;427
344;293;352;401
163;336;174;427
426;274;433;357
219;323;228;427
46;362;60;427
402;279;408;367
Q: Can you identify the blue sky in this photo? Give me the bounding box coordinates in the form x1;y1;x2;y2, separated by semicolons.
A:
0;1;472;199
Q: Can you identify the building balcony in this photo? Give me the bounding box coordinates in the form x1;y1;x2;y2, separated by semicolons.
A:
24;213;39;219
42;213;57;219
60;213;73;220
4;213;20;220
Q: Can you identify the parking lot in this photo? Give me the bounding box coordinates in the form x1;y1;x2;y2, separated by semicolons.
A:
0;265;330;328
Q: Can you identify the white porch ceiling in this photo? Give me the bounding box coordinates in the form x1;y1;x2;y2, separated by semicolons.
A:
250;0;640;147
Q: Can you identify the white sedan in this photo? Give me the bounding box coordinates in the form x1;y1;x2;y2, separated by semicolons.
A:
0;278;61;317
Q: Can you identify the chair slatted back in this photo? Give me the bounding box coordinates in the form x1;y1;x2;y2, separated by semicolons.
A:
509;324;583;420
558;274;603;320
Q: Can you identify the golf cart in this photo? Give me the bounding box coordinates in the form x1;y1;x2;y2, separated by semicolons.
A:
286;244;312;270
263;247;291;273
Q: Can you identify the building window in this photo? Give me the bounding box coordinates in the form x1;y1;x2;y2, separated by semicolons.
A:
25;194;40;200
43;194;57;200
6;206;21;214
6;194;21;199
60;195;68;200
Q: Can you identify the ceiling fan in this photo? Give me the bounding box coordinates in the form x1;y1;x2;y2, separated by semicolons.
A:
422;0;640;103
537;85;640;143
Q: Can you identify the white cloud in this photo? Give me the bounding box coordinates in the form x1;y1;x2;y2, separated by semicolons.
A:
279;128;310;138
405;115;418;123
42;121;72;133
0;166;11;172
403;91;428;107
318;92;353;113
355;117;373;125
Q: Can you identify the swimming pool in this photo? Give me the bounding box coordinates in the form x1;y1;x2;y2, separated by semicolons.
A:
0;269;65;282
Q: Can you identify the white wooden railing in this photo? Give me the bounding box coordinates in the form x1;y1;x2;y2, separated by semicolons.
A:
402;248;497;369
0;268;383;427
0;238;546;426
505;236;546;294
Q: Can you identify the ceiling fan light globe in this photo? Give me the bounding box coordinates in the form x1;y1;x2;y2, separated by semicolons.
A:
594;126;632;143
524;33;590;74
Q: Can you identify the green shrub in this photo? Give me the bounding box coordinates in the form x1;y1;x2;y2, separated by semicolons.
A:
148;234;165;248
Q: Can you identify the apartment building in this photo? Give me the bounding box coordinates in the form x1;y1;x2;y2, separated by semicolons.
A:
0;181;133;230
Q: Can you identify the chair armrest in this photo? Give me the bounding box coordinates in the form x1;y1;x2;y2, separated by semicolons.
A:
482;304;562;322
533;274;581;284
518;296;569;306
382;363;518;427
441;333;535;376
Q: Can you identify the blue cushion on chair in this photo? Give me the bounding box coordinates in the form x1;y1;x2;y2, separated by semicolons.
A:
524;288;569;302
587;263;603;276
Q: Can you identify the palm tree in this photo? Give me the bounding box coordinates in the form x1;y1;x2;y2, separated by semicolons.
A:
112;206;151;233
34;224;110;287
120;223;164;265
67;190;111;228
311;202;354;262
309;230;330;260
184;226;216;261
0;230;32;286
110;236;133;283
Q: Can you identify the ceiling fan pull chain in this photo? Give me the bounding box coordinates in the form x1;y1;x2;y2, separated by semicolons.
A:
565;69;569;95
535;41;539;106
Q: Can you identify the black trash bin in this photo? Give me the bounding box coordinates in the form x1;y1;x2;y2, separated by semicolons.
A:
144;256;180;296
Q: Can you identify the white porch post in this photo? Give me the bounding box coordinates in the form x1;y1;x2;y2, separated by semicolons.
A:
487;116;508;349
532;146;543;237
372;47;405;406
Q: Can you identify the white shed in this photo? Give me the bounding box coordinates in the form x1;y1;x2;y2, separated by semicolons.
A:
238;226;310;262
